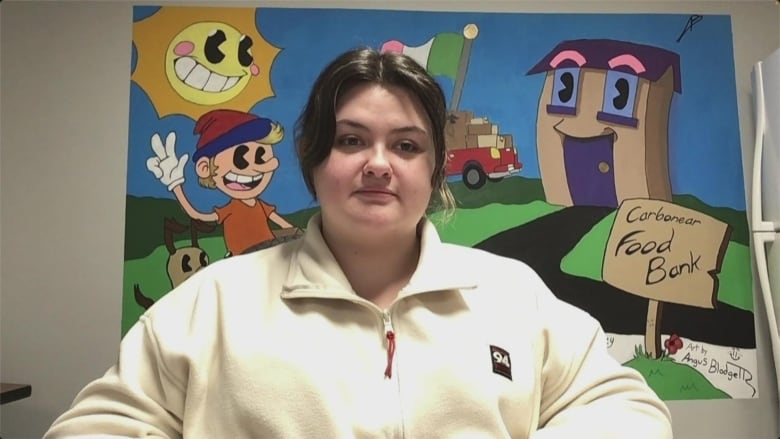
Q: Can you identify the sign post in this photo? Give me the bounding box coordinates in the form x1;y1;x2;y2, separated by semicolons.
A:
603;199;731;358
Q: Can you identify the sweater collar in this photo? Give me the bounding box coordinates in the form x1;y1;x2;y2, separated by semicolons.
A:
281;213;476;302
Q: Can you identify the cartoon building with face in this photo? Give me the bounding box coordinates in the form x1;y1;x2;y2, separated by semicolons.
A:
528;39;681;208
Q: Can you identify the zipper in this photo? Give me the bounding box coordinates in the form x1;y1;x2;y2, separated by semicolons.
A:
381;308;404;437
382;309;396;379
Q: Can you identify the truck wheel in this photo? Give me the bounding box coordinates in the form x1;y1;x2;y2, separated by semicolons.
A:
463;163;486;190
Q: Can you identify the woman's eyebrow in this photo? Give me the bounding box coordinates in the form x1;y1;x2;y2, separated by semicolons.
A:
335;119;428;136
335;119;368;131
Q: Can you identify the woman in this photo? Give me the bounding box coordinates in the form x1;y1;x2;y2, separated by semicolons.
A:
45;48;672;438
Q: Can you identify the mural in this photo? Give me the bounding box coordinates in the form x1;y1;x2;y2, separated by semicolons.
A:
125;6;754;401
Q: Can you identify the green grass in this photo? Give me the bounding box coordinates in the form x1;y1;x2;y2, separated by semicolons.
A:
431;200;562;246
627;346;730;400
447;176;546;209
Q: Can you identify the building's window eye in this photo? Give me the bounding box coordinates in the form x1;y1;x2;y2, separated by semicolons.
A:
547;68;580;116
598;70;639;127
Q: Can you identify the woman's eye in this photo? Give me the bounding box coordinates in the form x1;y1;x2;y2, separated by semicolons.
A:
337;135;362;147
397;141;420;153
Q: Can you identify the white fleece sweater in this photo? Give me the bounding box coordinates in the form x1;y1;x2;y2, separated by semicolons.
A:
45;214;672;438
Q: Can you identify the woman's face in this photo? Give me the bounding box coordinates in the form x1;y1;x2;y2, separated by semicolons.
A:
312;83;435;241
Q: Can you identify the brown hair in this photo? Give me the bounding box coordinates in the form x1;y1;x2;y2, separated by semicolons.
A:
294;47;454;213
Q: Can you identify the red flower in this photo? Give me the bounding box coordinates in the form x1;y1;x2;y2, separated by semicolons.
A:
664;334;683;355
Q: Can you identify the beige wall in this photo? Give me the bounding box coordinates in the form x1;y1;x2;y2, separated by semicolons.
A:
1;1;778;438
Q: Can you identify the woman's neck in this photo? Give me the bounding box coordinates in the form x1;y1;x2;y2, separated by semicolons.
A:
322;224;421;309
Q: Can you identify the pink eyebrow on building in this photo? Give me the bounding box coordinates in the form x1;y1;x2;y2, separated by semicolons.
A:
608;54;647;74
549;50;586;68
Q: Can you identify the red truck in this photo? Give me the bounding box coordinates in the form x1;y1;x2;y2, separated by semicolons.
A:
444;111;523;189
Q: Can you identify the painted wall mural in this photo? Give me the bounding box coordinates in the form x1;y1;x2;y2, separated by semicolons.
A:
125;6;754;401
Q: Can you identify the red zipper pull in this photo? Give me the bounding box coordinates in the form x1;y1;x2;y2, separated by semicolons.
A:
383;310;396;379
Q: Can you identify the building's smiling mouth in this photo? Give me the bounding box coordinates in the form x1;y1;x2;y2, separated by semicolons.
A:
223;172;263;191
553;122;618;142
174;57;243;92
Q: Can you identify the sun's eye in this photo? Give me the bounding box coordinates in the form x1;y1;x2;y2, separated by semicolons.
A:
238;35;254;67
204;29;227;64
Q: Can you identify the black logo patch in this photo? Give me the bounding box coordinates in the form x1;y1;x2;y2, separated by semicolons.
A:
490;345;512;380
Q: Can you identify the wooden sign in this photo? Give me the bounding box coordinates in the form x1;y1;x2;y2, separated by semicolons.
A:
603;199;731;309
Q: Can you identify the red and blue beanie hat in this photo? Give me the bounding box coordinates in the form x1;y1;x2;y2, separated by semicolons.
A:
192;109;273;162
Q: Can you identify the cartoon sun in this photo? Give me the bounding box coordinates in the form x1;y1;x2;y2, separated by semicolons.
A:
132;7;281;120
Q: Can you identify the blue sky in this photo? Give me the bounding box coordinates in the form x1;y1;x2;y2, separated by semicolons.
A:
128;7;744;214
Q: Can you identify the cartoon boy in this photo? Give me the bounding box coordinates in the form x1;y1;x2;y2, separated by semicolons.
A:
147;109;296;256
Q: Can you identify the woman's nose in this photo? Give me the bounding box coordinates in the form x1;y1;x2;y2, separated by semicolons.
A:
363;145;392;178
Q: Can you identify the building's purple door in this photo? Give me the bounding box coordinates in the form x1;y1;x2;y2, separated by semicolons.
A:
563;134;618;207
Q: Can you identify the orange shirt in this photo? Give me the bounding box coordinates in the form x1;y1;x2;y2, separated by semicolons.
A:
215;199;276;255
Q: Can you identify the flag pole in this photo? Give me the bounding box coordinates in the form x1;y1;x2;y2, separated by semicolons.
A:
449;24;479;112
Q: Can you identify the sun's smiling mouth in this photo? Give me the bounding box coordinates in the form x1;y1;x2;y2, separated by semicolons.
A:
174;57;244;93
223;171;263;191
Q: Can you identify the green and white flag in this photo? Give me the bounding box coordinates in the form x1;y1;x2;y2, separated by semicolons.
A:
381;32;465;79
